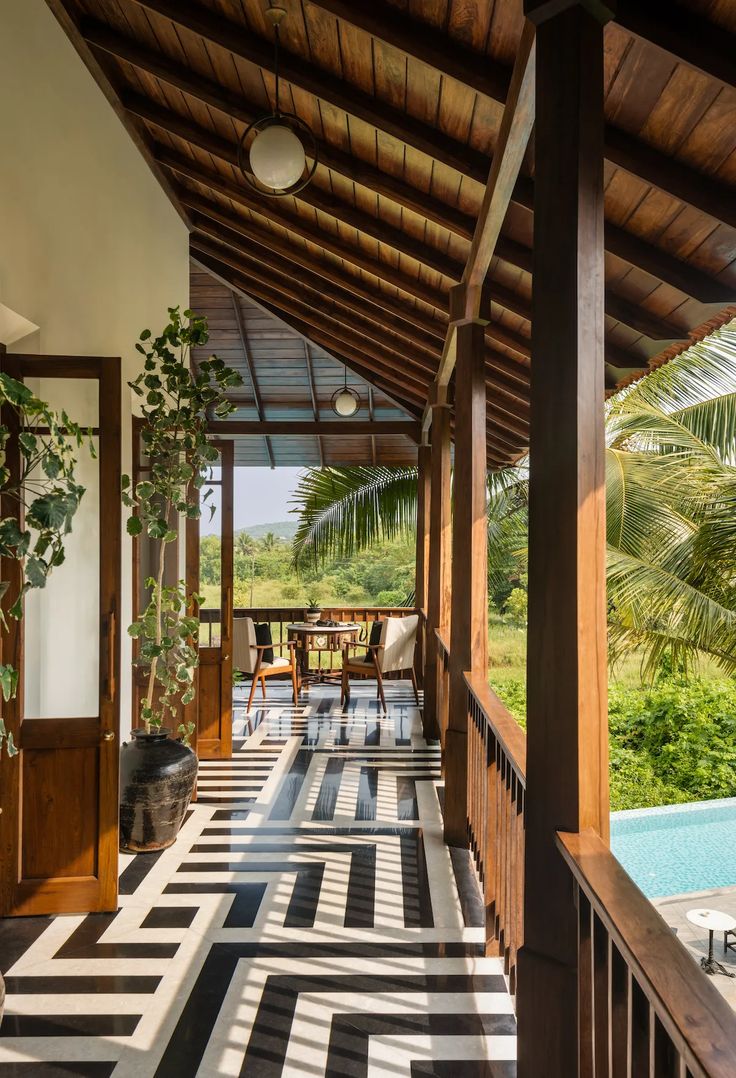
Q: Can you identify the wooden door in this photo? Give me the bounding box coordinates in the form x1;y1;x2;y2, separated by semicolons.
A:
195;440;233;759
0;355;121;916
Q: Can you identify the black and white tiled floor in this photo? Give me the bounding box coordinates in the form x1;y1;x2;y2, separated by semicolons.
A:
0;682;516;1077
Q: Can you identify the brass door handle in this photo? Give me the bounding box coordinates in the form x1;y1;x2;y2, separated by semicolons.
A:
102;731;115;742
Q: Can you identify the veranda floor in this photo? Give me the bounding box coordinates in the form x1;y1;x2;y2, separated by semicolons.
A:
0;681;516;1077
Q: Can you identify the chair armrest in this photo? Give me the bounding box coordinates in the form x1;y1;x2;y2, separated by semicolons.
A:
255;641;296;652
343;640;382;651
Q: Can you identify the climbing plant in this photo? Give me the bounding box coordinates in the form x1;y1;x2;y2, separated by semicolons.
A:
123;307;242;735
0;371;91;755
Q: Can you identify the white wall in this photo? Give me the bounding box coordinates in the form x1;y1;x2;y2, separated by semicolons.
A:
0;0;189;731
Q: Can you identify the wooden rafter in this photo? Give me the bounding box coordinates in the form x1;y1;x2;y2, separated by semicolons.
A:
302;342;324;468
94;22;733;305
230;291;274;468
428;23;537;428
148;115;691;345
206;420;420;440
307;0;736;229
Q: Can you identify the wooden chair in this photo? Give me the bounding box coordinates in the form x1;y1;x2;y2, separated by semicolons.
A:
233;617;300;712
341;614;420;713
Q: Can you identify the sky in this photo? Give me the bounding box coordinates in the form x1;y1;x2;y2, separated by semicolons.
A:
201;467;304;535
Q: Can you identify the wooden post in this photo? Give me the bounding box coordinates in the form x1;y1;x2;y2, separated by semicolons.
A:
517;2;612;1076
414;443;431;688
423;397;451;741
444;319;488;847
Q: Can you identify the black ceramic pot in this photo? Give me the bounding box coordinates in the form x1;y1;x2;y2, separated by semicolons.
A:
119;728;198;853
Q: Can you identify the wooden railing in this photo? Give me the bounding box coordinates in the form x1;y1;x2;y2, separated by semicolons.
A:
465;670;526;992
434;628;450;745
200;605;418;669
558;829;736;1078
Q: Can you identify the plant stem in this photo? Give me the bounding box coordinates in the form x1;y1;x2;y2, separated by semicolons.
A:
143;499;171;733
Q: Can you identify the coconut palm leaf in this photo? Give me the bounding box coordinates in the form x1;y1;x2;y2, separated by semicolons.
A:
607;547;736;677
617;319;736;461
291;465;418;568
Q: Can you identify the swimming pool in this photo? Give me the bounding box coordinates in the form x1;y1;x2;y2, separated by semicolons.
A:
610;797;736;899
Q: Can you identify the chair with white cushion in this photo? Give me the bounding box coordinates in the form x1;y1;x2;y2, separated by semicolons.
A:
341;614;420;713
233;617;299;712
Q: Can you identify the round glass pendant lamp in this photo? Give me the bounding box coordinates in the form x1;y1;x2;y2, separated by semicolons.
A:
237;7;318;196
331;368;360;417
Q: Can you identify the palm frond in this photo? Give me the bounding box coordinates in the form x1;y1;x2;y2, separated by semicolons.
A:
616;319;736;422
290;465;418;568
607;547;736;677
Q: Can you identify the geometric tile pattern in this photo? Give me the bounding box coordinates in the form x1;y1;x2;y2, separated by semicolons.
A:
0;681;516;1076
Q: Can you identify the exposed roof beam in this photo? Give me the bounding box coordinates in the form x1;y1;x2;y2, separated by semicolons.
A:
206;419;421;440
302;342;324;468
147;102;690;341
304;0;511;102
159;146;446;309
192;236;439;381
307;0;736;229
196;252;432;401
230;292;275;469
183;196;446;346
429;24;536;430
139;106;460;282
615;0;735;91
191;233;531;403
127;0;489;182
86;17;734;304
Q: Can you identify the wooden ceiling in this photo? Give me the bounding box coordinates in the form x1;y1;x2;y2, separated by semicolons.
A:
48;0;736;466
191;263;419;466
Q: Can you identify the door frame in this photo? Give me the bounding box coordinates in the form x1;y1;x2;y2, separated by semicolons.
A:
0;354;121;916
194;439;233;759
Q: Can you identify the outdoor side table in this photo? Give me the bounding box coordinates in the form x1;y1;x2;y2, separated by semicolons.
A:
286;622;360;685
686;908;736;977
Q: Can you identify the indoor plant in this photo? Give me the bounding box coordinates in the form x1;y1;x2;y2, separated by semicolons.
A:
0;370;88;1024
119;307;241;852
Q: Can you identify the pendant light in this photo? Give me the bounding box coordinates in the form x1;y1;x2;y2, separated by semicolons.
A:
331;366;360;417
237;6;318;196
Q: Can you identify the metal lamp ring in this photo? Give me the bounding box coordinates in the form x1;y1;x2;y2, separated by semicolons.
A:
237;112;319;198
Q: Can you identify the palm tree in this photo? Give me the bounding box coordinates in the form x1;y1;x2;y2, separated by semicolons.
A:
292;320;736;677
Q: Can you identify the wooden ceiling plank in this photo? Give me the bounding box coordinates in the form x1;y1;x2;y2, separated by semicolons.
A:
615;0;735;91
90;19;734;310
158;145;449;308
206;419;421;440
304;0;511;102
126;0;490;181
183;194;447;343
308;0;735;228
191;235;440;378
196;252;432;400
82;12;734;314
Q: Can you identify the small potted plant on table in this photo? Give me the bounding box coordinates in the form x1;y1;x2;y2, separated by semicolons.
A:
305;594;321;624
119;307;241;852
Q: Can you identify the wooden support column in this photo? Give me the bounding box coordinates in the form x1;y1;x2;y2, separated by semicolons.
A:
517;3;612;1076
414;443;431;688
423;398;452;741
445;320;488;847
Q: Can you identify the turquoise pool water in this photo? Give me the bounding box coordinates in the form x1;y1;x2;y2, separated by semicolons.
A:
611;798;736;899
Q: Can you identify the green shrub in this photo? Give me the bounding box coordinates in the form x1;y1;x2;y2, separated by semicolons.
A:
490;674;736;811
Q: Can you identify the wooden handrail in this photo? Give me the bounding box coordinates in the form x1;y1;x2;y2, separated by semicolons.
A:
434;626;450;657
558;828;736;1078
464;670;526;783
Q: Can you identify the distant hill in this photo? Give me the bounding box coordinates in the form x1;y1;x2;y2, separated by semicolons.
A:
238;520;297;541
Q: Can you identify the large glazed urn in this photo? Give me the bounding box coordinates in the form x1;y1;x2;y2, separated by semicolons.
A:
119;728;197;853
